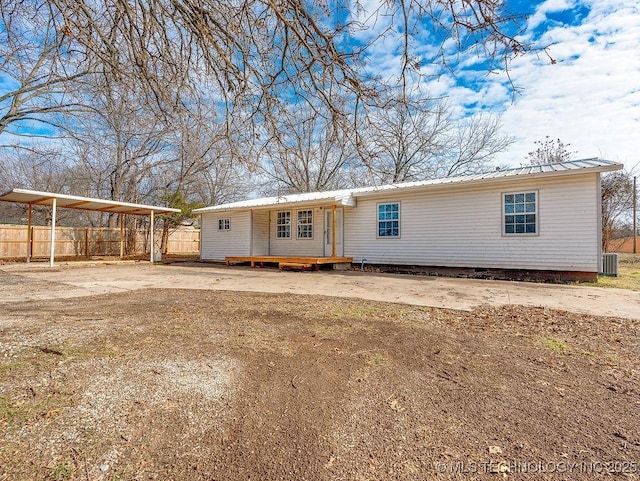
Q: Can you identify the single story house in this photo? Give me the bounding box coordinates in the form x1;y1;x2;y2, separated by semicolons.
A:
193;158;622;281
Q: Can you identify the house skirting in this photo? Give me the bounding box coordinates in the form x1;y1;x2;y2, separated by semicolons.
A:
359;264;598;283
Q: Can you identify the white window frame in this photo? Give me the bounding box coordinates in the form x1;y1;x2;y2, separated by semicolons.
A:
377;202;401;238
297;209;313;239
502;191;539;236
276;211;291;239
218;218;231;231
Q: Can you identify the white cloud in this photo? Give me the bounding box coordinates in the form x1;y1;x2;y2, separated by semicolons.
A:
488;0;640;170
349;0;394;45
353;0;640;171
527;0;578;30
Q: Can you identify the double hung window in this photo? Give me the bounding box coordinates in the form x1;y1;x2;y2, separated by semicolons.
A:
297;210;313;239
276;211;291;239
377;203;400;237
503;192;537;235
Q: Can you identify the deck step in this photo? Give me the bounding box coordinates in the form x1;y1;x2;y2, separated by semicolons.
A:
279;262;314;271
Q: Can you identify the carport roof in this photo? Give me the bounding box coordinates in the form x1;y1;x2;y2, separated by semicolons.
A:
0;188;181;216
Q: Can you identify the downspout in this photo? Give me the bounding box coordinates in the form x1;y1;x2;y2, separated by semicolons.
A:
199;214;202;260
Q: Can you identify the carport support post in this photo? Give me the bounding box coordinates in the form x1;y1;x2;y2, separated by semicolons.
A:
331;204;336;258
49;197;57;268
26;203;32;263
149;210;154;263
119;213;125;259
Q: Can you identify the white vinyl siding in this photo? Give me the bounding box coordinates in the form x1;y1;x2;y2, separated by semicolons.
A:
200;211;251;260
251;210;269;255
344;173;600;272
269;208;324;256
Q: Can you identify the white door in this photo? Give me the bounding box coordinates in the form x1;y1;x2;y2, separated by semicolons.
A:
324;208;344;257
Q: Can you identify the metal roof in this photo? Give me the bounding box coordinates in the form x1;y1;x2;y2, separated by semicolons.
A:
0;188;181;215
194;158;623;213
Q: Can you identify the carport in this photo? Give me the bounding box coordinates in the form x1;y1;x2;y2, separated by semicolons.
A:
0;188;181;267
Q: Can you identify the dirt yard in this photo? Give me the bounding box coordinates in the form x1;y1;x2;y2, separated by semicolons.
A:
0;264;639;480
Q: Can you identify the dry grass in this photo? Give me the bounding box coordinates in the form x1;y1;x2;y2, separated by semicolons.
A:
1;289;638;480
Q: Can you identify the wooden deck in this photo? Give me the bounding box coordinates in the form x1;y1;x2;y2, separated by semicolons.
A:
225;255;353;271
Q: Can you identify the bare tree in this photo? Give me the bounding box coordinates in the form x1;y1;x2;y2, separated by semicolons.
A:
0;146;68;192
0;1;90;140
442;113;514;177
259;97;358;194
362;97;449;183
0;146;83;225
602;171;634;252
525;136;576;165
0;0;537;224
1;1;533;138
189;155;254;207
362;96;512;183
157;100;253;197
67;73;170;226
155;101;254;251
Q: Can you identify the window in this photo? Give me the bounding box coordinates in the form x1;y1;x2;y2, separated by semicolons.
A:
297;210;313;239
218;218;230;231
276;211;291;238
503;192;537;235
378;202;400;237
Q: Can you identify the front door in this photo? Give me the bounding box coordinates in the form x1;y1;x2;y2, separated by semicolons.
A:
324;207;344;257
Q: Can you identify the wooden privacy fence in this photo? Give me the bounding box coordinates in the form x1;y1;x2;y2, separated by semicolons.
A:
0;225;200;259
608;236;639;254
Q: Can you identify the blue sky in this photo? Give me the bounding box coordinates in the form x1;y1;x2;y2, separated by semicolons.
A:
354;0;640;171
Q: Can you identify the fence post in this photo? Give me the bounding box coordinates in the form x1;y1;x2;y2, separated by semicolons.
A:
85;228;89;259
30;226;34;260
